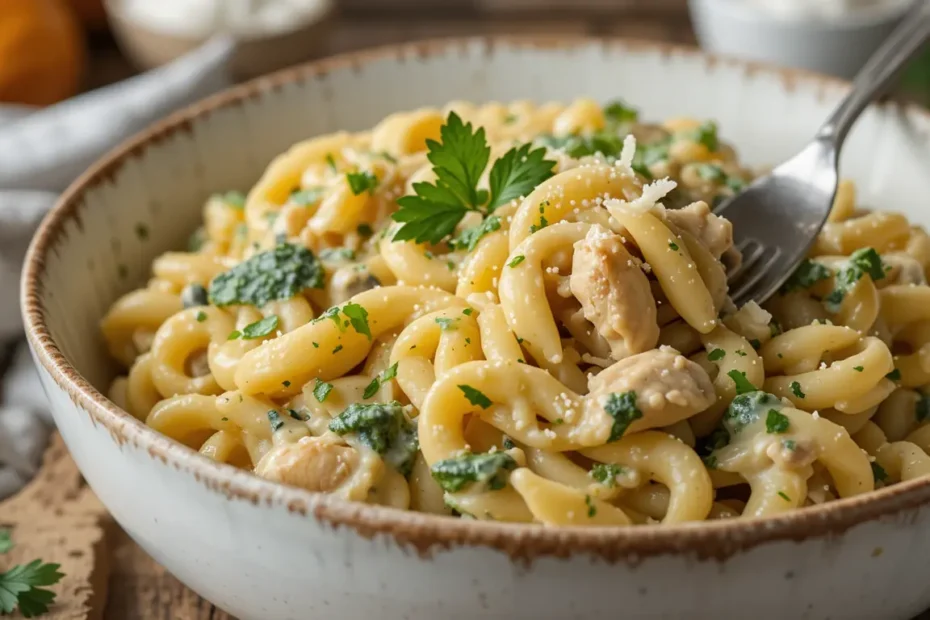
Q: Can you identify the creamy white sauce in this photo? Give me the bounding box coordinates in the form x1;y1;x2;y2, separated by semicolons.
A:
119;0;330;39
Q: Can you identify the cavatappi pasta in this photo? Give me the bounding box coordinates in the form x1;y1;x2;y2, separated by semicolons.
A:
102;98;930;526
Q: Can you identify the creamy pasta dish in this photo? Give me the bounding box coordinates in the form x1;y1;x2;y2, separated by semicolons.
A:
101;99;930;525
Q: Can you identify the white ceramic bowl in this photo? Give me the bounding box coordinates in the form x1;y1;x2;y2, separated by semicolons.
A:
22;37;930;620
688;0;912;78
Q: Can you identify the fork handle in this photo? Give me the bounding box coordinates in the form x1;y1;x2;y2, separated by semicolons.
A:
818;0;930;147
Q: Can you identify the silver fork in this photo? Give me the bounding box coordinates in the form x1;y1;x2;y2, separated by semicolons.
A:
717;0;930;308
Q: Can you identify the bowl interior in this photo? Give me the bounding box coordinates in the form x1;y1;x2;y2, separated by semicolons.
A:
26;36;930;519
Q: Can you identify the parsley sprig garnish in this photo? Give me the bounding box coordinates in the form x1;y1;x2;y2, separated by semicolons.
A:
0;554;65;617
391;112;556;246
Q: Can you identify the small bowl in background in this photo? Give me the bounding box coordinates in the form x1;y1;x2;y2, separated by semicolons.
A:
103;0;335;81
688;0;912;79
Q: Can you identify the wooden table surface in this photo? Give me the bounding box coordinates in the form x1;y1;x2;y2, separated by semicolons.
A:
14;1;924;618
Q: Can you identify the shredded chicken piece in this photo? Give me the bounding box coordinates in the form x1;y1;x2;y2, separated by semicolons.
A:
570;225;659;360
256;435;362;493
664;201;734;260
584;346;716;432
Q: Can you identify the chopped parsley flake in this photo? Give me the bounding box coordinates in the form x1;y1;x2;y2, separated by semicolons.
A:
749;339;761;350
685;120;718;151
218;190;246;209
342;302;372;340
332;344;343;354
325;153;337;171
282;380;291;387
887;369;902;381
790;381;806;399
781;259;831;293
320;247;356;262
458;385;492;409
357;223;373;237
529;215;549;233
668;242;679;251
195;311;207;322
727;370;757;395
585;494;597;517
783;439;797;451
872;462;888;483
590;463;625;487
363;362;399;399
435;317;458;331
825;247;885;312
777;491;791;502
430;452;516;493
290;187;325;205
313;378;333;403
209;243;323;307
288;408;309;421
765;409;790;434
227;330;242;340
241;315;279;340
507;255;526;268
451;215;501;252
696;163;726;182
463;308;474;316
346;171;378;195
708;348;726;361
603;391;643;442
853;366;864;372
735;350;747;357
604;99;639;124
267;410;284;432
182;283;209;308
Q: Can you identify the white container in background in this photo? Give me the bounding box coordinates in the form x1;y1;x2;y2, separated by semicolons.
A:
688;0;915;78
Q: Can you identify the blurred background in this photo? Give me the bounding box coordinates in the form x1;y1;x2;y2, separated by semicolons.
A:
3;0;927;109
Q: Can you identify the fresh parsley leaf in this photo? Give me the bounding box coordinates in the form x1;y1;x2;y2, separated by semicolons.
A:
790;381;806;399
507;255;525;268
727;370;757;395
267;410;284;432
849;247;886;282
342;302;372;340
290;187;325;205
431;452;516;492
429;112;490;209
313;378;333;403
363;362;399;399
825;248;885;312
392;187;471;245
603;99;639;124
590;463;625;487
346;171;378;195
227;330;242;340
450;215;501;252
916;392;930;422
603;391;643;442
765;409;790;434
329;402;418;476
781;259;831;293
487;143;556;211
0;559;64;617
209;243;324;307
708;348;726;361
458;385;492;409
0;530;11;554
241;315;279;340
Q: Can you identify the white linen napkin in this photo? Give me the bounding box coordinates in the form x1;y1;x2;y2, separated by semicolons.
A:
0;38;235;499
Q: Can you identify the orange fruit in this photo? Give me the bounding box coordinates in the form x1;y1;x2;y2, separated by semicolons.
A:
0;0;85;106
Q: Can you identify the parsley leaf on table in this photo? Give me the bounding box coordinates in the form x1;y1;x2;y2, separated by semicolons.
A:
0;559;65;617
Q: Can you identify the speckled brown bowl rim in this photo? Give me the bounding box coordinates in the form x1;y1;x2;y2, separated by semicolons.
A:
22;36;930;564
